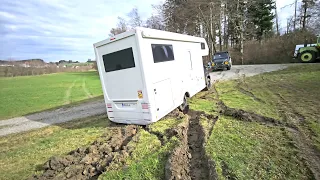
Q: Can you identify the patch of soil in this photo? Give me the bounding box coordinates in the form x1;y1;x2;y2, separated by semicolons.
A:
165;115;190;180
276;93;305;123
187;110;213;180
218;101;293;128
30;125;138;180
165;110;218;180
145;109;186;146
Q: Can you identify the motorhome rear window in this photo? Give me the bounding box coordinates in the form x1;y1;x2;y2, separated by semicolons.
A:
102;48;135;72
151;44;175;63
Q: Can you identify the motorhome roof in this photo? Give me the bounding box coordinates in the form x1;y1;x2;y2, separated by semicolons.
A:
94;27;206;48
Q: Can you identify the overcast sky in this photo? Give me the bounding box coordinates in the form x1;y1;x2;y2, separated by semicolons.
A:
0;0;296;62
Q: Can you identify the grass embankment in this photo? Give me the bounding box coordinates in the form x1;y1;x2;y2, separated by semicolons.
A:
0;115;109;180
0;71;103;119
200;65;320;179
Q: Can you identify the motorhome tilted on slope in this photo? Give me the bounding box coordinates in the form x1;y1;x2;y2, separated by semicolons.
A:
94;27;210;125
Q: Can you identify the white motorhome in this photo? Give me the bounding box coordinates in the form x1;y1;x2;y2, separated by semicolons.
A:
94;27;210;125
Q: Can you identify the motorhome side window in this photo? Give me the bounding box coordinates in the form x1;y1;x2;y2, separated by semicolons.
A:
102;48;135;72
201;43;205;49
151;44;175;63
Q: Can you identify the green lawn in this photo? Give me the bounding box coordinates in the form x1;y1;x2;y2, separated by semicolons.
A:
0;72;103;119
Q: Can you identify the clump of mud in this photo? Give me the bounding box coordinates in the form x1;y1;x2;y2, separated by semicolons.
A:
30;125;138;180
165;110;218;180
218;101;290;127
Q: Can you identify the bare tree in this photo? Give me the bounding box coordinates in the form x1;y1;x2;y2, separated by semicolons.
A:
307;1;320;33
300;0;316;31
294;0;298;31
275;1;280;35
145;15;165;30
109;17;128;37
128;8;143;28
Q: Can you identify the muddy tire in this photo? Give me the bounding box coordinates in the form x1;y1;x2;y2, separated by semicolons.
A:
178;95;189;114
298;51;316;63
227;66;231;70
204;77;212;91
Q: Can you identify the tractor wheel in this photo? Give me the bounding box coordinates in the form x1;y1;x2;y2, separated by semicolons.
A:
298;51;316;63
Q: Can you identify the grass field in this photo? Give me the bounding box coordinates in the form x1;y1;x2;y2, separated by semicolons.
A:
206;65;320;179
0;65;319;179
0;71;103;119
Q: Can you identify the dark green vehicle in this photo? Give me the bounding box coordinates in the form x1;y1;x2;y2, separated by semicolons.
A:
296;36;320;63
211;51;232;70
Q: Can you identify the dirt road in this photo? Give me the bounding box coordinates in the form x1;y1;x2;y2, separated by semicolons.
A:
0;100;106;136
210;64;288;82
0;64;289;137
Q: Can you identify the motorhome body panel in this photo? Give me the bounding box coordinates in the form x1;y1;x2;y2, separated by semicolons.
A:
94;27;209;125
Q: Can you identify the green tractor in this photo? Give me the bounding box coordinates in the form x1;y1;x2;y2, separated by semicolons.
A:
297;36;320;63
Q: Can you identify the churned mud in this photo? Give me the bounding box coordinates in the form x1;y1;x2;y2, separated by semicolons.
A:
30;125;138;180
165;110;218;180
218;101;292;128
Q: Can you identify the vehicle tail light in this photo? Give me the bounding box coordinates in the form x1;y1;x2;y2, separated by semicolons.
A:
107;103;112;108
141;103;149;109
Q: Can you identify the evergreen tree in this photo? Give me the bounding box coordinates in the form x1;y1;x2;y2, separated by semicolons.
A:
248;0;275;41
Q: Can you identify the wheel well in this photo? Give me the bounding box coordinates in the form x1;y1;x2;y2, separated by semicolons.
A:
185;92;190;98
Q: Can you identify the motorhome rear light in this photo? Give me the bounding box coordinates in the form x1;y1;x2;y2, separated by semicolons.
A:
141;103;149;109
110;37;116;41
107;103;112;108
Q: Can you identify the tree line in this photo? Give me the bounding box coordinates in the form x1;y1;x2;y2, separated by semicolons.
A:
109;0;319;64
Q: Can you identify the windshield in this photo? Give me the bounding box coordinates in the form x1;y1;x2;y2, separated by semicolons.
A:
213;53;228;60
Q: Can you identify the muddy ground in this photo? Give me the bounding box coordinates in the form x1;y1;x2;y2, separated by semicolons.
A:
30;86;320;180
30;108;220;180
30;125;138;180
165;110;218;180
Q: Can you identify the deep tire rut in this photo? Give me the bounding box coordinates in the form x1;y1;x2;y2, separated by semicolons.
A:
187;110;211;180
165;110;218;180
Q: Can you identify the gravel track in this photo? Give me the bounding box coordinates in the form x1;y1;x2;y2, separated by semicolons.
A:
0;100;106;137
